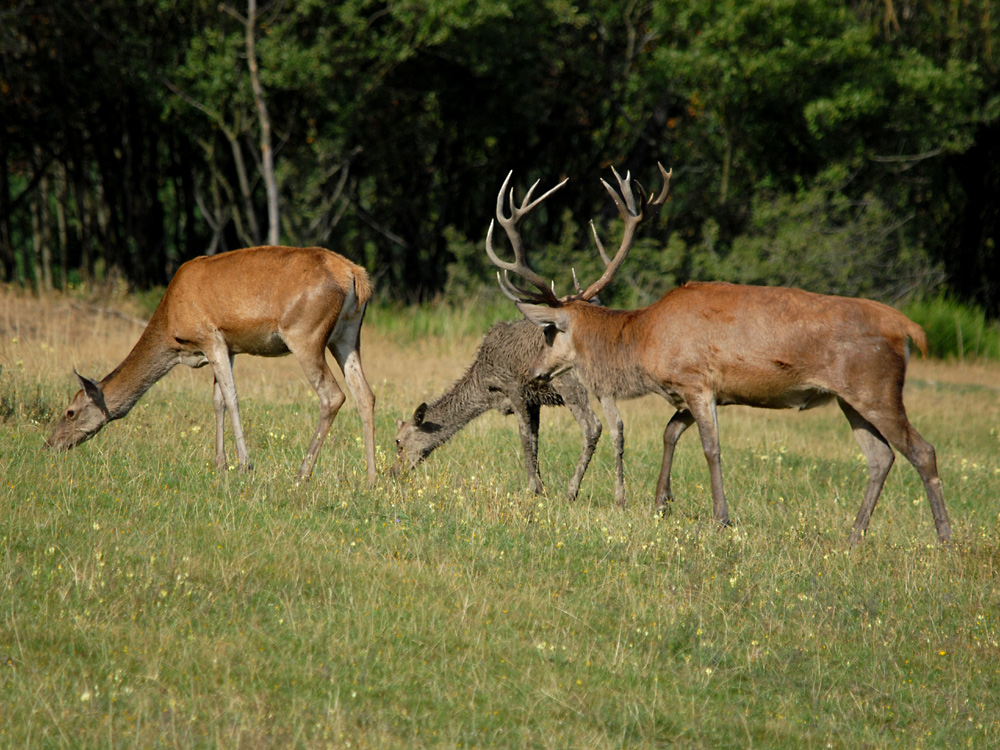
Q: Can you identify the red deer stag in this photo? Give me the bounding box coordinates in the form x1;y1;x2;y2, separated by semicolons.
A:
488;165;952;544
478;171;659;505
395;319;603;500
46;245;377;484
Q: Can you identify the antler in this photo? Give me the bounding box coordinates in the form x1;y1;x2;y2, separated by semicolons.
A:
486;171;567;305
573;162;672;302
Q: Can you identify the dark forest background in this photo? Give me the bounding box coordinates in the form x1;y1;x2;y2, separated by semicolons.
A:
2;0;997;314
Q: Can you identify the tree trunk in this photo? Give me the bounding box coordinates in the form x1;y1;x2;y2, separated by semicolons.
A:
0;138;13;282
54;162;70;291
37;163;54;292
72;162;94;282
29;181;41;293
245;0;280;245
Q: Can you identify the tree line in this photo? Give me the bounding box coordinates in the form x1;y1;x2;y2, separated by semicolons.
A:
2;0;997;314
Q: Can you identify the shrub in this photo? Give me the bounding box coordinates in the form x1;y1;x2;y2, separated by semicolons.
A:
903;294;1000;360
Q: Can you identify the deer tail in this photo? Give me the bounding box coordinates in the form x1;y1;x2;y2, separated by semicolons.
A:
905;317;929;359
352;265;374;312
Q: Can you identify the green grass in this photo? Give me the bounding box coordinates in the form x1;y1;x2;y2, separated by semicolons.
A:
2;292;1000;748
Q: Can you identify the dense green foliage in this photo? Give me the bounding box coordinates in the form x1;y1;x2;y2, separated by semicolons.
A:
2;1;998;314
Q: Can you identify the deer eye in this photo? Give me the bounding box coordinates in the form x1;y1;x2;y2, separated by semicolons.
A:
66;408;76;419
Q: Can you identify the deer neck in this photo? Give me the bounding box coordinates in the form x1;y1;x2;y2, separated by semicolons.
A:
98;317;178;420
572;306;650;400
420;370;498;448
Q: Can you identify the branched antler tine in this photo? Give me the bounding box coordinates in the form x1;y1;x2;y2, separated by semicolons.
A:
600;177;633;220
509;178;540;219
634;180;649;216
513;178;568;217
573;163;672;302
650;162;673;207
486;222;553;295
611;167;638;215
495;271;523;303
495;271;552;304
495;171;514;219
578;169;651;301
486;172;566;305
505;271;539;298
485;217;544;286
589;219;612;266
484;220;514;271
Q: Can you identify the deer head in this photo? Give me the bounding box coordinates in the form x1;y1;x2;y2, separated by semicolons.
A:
393;403;434;472
487;163;672;381
46;370;112;450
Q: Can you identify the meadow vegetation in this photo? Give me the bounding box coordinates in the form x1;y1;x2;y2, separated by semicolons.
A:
2;286;999;748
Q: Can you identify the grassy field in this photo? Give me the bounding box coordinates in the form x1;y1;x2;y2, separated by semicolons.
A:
2;286;999;748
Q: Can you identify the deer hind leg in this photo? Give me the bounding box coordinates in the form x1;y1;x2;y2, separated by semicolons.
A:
293;342;347;483
600;395;627;507
554;375;601;501
838;399;896;545
654;409;695;514
331;340;377;485
687;396;729;527
209;349;252;472
842;398;952;543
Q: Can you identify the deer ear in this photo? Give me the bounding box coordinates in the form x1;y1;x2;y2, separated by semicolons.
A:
413;403;428;427
74;368;109;416
516;302;571;332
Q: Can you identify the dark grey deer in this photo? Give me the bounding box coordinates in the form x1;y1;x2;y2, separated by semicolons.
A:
395;318;610;500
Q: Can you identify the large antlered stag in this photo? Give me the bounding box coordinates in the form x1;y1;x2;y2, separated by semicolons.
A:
46;245;377;484
487;165;952;544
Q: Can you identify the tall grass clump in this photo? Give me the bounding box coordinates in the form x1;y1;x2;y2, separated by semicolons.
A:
904;294;1000;360
368;291;516;345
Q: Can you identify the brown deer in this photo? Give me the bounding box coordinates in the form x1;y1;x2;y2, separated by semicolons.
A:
46;245;377;484
488;165;952;544
394;318;604;500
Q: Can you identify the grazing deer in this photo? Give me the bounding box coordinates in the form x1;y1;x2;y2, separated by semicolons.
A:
46;245;377;484
394;318;605;500
488;165;952;544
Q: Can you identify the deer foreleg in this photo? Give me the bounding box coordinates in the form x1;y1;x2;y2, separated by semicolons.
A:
556;376;601;501
689;397;729;527
654;409;695;513
600;395;626;507
209;351;251;472
512;399;544;494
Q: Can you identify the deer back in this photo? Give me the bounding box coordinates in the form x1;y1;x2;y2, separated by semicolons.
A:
160;246;367;355
631;282;925;408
